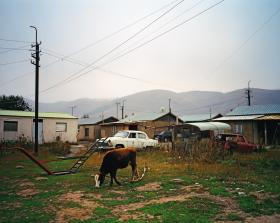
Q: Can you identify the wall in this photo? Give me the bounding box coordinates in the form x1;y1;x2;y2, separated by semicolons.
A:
43;118;78;143
77;125;102;141
0;116;33;141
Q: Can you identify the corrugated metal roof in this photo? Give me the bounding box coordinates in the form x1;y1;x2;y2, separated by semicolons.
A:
0;110;77;119
226;104;280;116
180;113;220;122
186;122;231;131
214;115;263;121
118;112;169;122
256;115;280;120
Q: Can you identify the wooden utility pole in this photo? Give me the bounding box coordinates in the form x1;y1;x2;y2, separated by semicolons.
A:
116;102;120;119
121;99;126;119
245;80;252;106
30;26;41;155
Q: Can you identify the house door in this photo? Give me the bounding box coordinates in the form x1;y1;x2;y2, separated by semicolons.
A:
33;119;43;144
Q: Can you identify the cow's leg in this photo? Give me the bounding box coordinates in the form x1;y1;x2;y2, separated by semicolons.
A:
109;172;114;186
131;163;139;181
112;170;121;185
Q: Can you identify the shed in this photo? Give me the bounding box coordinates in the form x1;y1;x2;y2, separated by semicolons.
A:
174;121;231;141
78;116;118;141
214;104;280;145
0;110;78;143
100;112;183;139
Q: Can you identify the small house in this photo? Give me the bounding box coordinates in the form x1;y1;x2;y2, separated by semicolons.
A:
78;116;118;141
100;112;183;139
0;110;78;143
214;104;280;145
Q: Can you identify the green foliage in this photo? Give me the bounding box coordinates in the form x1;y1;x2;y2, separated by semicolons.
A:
0;95;32;111
140;198;219;223
226;213;244;221
238;195;280;216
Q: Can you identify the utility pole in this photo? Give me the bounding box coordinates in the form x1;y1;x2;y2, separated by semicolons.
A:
30;26;41;155
209;106;212;119
116;102;120;119
245;80;252;106
168;98;171;113
121;99;126;119
70;105;77;116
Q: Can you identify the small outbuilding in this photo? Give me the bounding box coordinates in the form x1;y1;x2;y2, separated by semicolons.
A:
214;104;280;145
100;112;183;139
0;110;78;143
78;116;118;141
174;121;231;141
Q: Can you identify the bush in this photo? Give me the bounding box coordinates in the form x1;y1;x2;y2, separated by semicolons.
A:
45;141;71;156
172;139;229;163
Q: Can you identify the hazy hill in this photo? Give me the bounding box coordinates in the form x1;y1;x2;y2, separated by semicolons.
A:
28;88;280;119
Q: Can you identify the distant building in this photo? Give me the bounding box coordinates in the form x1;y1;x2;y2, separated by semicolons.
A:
180;113;222;123
214;104;280;145
78;116;118;141
0;110;78;143
100;112;183;139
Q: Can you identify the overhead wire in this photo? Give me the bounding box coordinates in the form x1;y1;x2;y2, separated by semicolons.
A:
213;5;280;71
0;59;29;66
39;0;187;94
0;0;182;88
0;38;32;43
0;44;30;54
40;0;225;94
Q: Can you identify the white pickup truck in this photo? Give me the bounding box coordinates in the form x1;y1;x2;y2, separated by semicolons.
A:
100;130;158;150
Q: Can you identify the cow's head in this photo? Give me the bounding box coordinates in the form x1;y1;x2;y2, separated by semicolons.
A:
95;173;105;188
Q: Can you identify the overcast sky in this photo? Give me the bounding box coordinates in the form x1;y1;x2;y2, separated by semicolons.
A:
0;0;279;102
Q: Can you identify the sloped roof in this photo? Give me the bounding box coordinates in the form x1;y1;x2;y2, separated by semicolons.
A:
0;109;77;119
226;104;280;116
118;112;170;122
79;116;118;125
180;113;221;122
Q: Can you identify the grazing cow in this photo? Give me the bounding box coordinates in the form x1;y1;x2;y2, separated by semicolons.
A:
95;147;140;187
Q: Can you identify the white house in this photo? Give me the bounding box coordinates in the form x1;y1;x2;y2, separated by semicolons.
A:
0;110;78;143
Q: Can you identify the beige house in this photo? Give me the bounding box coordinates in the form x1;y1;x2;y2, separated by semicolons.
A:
78;116;118;141
0;110;78;143
100;112;183;139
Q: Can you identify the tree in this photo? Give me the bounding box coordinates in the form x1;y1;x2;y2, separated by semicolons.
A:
0;95;32;111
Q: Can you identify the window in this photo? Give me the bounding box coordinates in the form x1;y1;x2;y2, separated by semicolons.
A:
129;133;136;138
114;131;129;138
234;124;243;134
138;133;147;139
85;128;89;137
56;123;67;132
4;121;18;132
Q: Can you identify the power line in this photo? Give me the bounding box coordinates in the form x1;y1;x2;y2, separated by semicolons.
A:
0;0;181;88
0;59;29;66
41;0;225;94
214;5;280;71
0;38;32;43
61;0;181;59
39;0;187;94
0;44;30;54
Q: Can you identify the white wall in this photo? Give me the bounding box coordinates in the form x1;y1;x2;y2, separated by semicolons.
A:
0;116;78;143
0;117;33;141
43;118;78;143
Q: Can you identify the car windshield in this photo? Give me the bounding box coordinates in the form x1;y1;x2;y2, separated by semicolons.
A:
114;131;129;138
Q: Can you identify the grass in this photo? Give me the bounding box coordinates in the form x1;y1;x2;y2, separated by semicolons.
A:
1;148;280;222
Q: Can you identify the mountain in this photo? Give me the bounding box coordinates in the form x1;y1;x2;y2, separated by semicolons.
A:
28;88;280;119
